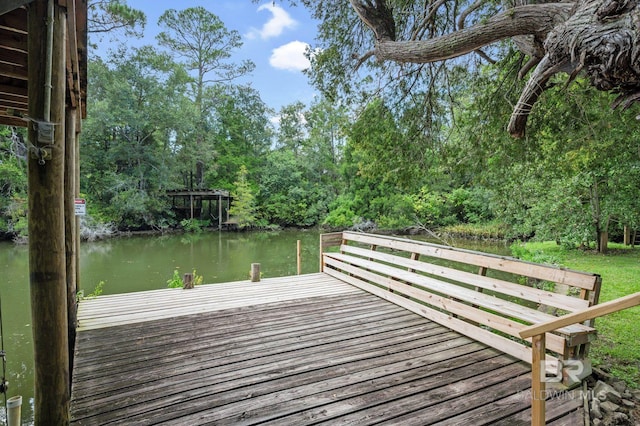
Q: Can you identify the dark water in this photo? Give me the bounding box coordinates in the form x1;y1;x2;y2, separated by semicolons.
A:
0;230;510;424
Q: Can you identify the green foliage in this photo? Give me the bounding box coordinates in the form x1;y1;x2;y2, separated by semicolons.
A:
441;221;508;240
157;7;255;188
229;165;257;229
82;47;186;230
258;148;335;227
517;242;640;386
166;269;183;288
369;194;414;230
78;281;106;300
167;269;203;288
88;0;146;40
0;128;27;239
323;195;357;228
180;218;209;233
11;2;636;248
509;241;561;266
411;188;456;227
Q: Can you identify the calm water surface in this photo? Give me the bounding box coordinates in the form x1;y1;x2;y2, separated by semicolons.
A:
0;230;510;424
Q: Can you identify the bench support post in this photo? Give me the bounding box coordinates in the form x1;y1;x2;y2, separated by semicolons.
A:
531;333;546;425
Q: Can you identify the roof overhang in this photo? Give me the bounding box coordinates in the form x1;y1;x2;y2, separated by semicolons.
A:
0;0;87;127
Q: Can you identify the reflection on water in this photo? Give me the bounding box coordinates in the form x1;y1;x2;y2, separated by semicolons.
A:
0;229;510;424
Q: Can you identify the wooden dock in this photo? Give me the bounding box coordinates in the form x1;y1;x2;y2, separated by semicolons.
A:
70;273;585;425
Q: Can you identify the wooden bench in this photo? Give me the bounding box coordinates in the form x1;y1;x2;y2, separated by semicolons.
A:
320;231;602;382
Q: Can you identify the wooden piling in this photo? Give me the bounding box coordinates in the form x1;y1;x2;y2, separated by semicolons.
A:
250;263;261;282
28;1;70;423
297;240;301;275
64;106;78;379
183;273;194;289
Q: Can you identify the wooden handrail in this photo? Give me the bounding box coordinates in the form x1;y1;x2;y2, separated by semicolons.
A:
518;292;640;426
520;292;640;339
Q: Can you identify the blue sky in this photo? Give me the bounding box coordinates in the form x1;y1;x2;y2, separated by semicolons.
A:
95;1;319;112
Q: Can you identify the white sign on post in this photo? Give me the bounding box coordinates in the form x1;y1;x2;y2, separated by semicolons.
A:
74;198;86;216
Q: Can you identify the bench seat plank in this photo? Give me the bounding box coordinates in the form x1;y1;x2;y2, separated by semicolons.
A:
323;255;570;354
324;267;561;374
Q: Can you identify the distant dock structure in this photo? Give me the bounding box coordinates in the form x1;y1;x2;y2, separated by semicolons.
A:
167;189;232;230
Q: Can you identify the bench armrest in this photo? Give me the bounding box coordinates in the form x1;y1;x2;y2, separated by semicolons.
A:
519;292;640;339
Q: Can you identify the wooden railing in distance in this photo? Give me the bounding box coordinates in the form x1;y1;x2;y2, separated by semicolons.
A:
519;292;640;426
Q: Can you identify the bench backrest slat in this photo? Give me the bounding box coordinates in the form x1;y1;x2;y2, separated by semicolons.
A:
320;231;601;376
342;232;600;291
323;254;570;354
340;244;590;312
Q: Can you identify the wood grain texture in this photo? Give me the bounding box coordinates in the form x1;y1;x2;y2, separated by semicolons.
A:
71;273;583;425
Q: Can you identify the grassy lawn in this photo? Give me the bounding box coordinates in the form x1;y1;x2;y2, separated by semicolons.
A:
520;241;640;387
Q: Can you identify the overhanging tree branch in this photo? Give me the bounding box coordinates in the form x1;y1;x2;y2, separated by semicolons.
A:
351;2;573;63
350;0;640;138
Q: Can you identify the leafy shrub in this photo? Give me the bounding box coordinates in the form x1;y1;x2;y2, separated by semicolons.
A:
166;269;183;288
180;218;209;233
167;269;203;288
411;188;456;227
447;187;494;223
323;195;358;228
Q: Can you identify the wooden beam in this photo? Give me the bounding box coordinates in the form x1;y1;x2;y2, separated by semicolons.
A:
73;0;87;120
0;97;28;111
0;83;27;97
27;1;70;423
0;1;33;16
0;27;28;52
0;49;28;69
65;0;80;109
0;113;26;127
0;8;28;34
0;61;27;79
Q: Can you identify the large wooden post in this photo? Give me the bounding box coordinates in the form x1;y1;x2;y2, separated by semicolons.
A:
28;1;70;423
65;107;78;376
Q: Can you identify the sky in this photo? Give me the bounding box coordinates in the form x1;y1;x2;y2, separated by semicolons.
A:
95;1;320;112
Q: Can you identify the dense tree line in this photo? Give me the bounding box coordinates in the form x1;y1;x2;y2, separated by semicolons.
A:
1;2;639;253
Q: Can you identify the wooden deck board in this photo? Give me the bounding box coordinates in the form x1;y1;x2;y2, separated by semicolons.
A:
70;273;584;425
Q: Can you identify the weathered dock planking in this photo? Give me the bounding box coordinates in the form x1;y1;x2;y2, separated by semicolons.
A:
71;273;585;425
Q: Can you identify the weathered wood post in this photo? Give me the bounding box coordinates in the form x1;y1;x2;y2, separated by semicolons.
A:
64;106;78;376
183;272;194;289
297;240;301;275
530;334;546;426
250;263;261;282
218;193;222;230
28;0;70;423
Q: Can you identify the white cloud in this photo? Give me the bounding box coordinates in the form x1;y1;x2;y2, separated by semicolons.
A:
269;115;281;125
246;3;297;40
269;41;311;72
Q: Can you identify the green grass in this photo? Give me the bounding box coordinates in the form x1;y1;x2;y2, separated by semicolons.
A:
520;241;640;387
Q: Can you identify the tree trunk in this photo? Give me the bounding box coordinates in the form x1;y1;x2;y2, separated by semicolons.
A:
599;231;609;254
